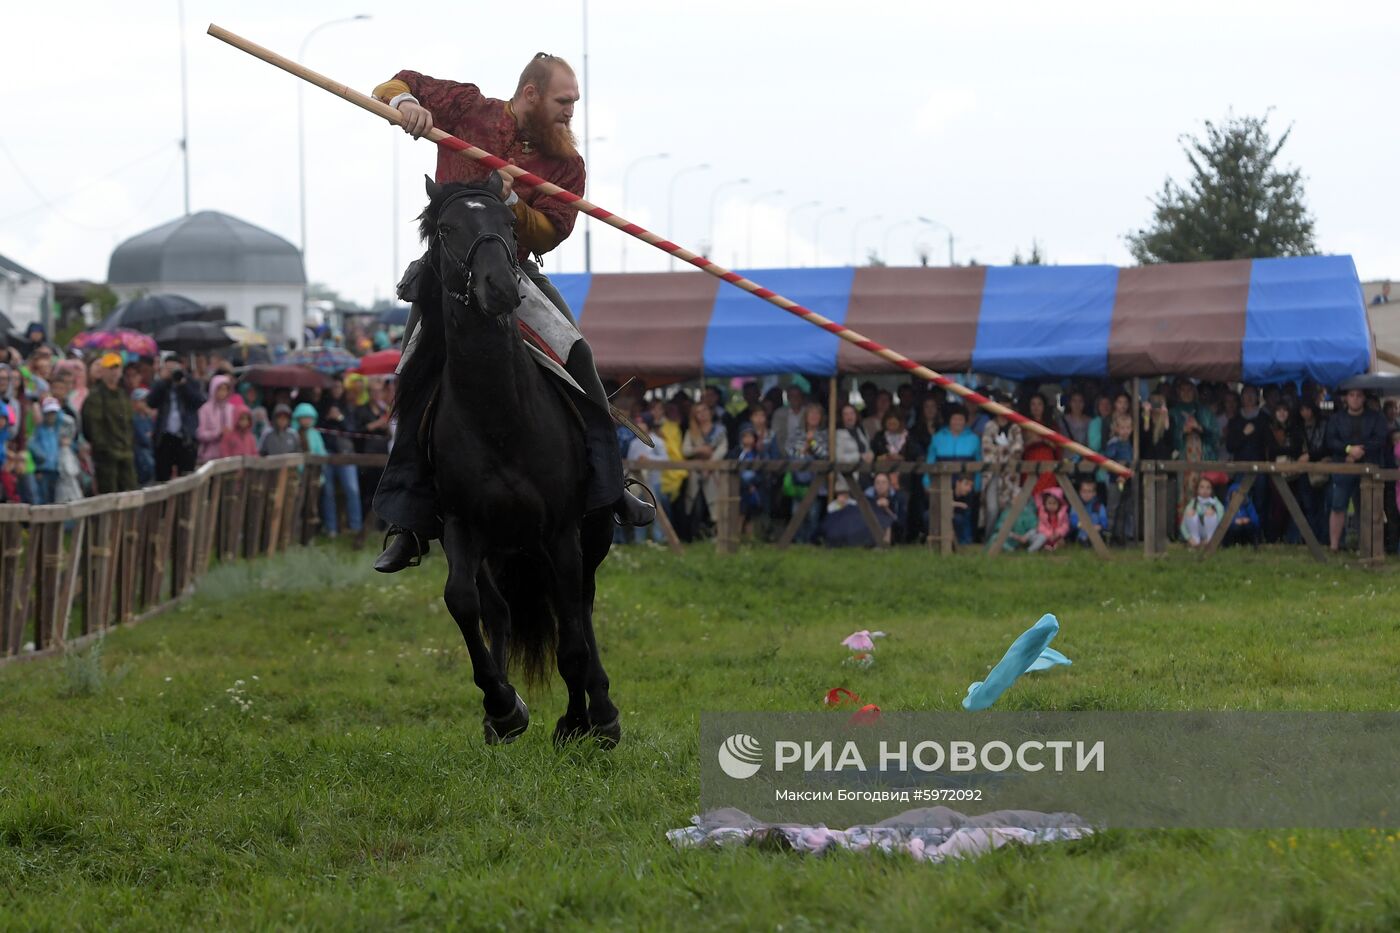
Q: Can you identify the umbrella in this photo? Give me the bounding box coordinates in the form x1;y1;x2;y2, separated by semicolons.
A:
155;321;236;353
0;309;14;335
282;346;359;375
95;293;208;334
352;348;401;375
71;328;159;358
240;364;332;389
376;305;411;327
223;324;269;347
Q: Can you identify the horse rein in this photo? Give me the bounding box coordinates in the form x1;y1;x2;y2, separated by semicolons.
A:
434;188;519;309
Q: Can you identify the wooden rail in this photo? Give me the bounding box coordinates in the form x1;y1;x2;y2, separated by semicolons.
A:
4;453;1389;663
0;453;375;664
626;457;1397;563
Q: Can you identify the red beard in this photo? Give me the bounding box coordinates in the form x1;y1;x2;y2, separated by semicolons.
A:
520;105;577;161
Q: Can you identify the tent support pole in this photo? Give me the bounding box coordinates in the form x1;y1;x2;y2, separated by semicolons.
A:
827;376;838;499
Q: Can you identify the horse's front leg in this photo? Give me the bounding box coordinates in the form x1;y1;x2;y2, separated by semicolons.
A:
442;516;528;744
478;562;512;679
547;528;591;745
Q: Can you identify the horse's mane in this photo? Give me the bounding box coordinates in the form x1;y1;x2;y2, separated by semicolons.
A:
392;182;495;420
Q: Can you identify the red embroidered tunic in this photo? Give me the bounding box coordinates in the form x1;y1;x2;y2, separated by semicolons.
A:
376;71;585;262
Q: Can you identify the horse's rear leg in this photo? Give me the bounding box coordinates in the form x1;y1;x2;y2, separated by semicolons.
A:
580;511;620;747
547;530;591;745
442;517;528;744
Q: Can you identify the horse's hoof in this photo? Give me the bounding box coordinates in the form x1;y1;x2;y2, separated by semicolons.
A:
553;715;590;746
484;695;529;746
589;715;622;749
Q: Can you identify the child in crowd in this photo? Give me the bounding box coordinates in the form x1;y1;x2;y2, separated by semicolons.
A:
293;403;327;457
1069;477;1109;545
219;409;260;459
30;398;62;504
995;499;1040;551
1180;476;1225;548
53;413;84;505
1222;477;1261;547
736;427;768;537
1102;413;1135;543
259;404;301;456
0;442;22;503
131;387;155;486
865;471;906;541
951;473;978;545
1029;487;1070;551
249;406;271;445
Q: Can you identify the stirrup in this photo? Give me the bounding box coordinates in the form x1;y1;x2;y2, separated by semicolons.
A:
616;477;658;527
381;528;427;568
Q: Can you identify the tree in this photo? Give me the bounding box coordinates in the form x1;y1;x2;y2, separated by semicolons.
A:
1126;113;1316;264
1011;240;1046;265
306;281;362;311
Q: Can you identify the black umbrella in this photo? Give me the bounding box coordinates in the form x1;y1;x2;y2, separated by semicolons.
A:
155;321;236;353
95;293;209;334
376;304;411;327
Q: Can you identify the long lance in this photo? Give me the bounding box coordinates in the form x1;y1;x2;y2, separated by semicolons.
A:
208;24;1130;477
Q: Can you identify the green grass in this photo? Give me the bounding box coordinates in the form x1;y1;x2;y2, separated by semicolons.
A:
4;544;1400;931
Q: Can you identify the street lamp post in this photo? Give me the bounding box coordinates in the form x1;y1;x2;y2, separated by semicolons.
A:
918;216;956;265
849;214;883;267
666;163;711;270
811;207;845;267
582;0;591;272
298;14;370;273
579;135;605;272
745;189;784;267
706;177;750;258
620;152;668;271
784;200;821;268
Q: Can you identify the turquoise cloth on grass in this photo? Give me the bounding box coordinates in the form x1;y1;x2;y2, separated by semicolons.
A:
963;614;1070;711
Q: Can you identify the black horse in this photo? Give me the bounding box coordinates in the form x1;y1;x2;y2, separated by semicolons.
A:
396;173;619;747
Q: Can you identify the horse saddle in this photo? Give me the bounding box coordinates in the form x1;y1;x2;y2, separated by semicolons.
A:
399;260;650;447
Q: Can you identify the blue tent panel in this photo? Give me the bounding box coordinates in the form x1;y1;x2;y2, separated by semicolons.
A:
551;273;594;324
701;267;855;376
971;266;1119;380
1242;256;1373;385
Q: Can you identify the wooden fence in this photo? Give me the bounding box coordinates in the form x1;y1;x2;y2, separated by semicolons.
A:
626;457;1398;564
0;453;384;664
4;453;1391;662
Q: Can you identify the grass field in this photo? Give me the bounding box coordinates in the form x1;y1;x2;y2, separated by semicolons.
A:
5;543;1400;931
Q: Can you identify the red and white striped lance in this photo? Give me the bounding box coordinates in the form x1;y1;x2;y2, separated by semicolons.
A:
208;24;1129;477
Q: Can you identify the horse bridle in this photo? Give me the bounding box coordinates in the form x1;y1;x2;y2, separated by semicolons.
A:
434;188;519;308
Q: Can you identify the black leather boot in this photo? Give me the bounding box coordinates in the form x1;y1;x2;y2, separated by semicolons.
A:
373;526;431;573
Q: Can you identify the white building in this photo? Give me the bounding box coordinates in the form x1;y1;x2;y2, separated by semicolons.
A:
0;253;52;332
107;211;306;345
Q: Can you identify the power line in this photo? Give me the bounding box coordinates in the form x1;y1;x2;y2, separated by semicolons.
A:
0;139;181;230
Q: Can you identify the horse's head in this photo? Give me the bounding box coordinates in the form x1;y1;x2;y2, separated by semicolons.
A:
422;174;519;318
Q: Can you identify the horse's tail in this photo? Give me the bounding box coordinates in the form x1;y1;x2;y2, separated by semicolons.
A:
489;555;558;689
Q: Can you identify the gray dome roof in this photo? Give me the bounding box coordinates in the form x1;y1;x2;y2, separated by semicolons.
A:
108;211;306;286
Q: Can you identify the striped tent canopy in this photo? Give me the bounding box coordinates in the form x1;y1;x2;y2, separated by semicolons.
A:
552;255;1371;385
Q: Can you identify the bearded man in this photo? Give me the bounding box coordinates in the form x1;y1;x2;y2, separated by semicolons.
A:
370;53;654;573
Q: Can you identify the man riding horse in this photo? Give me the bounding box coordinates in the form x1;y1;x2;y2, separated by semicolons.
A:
371;53;655;572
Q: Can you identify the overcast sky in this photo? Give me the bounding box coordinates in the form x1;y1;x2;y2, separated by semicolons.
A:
2;1;1396;306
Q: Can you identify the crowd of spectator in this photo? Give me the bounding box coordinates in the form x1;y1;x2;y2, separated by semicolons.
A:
6;317;1395;558
1;329;394;547
616;374;1396;555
